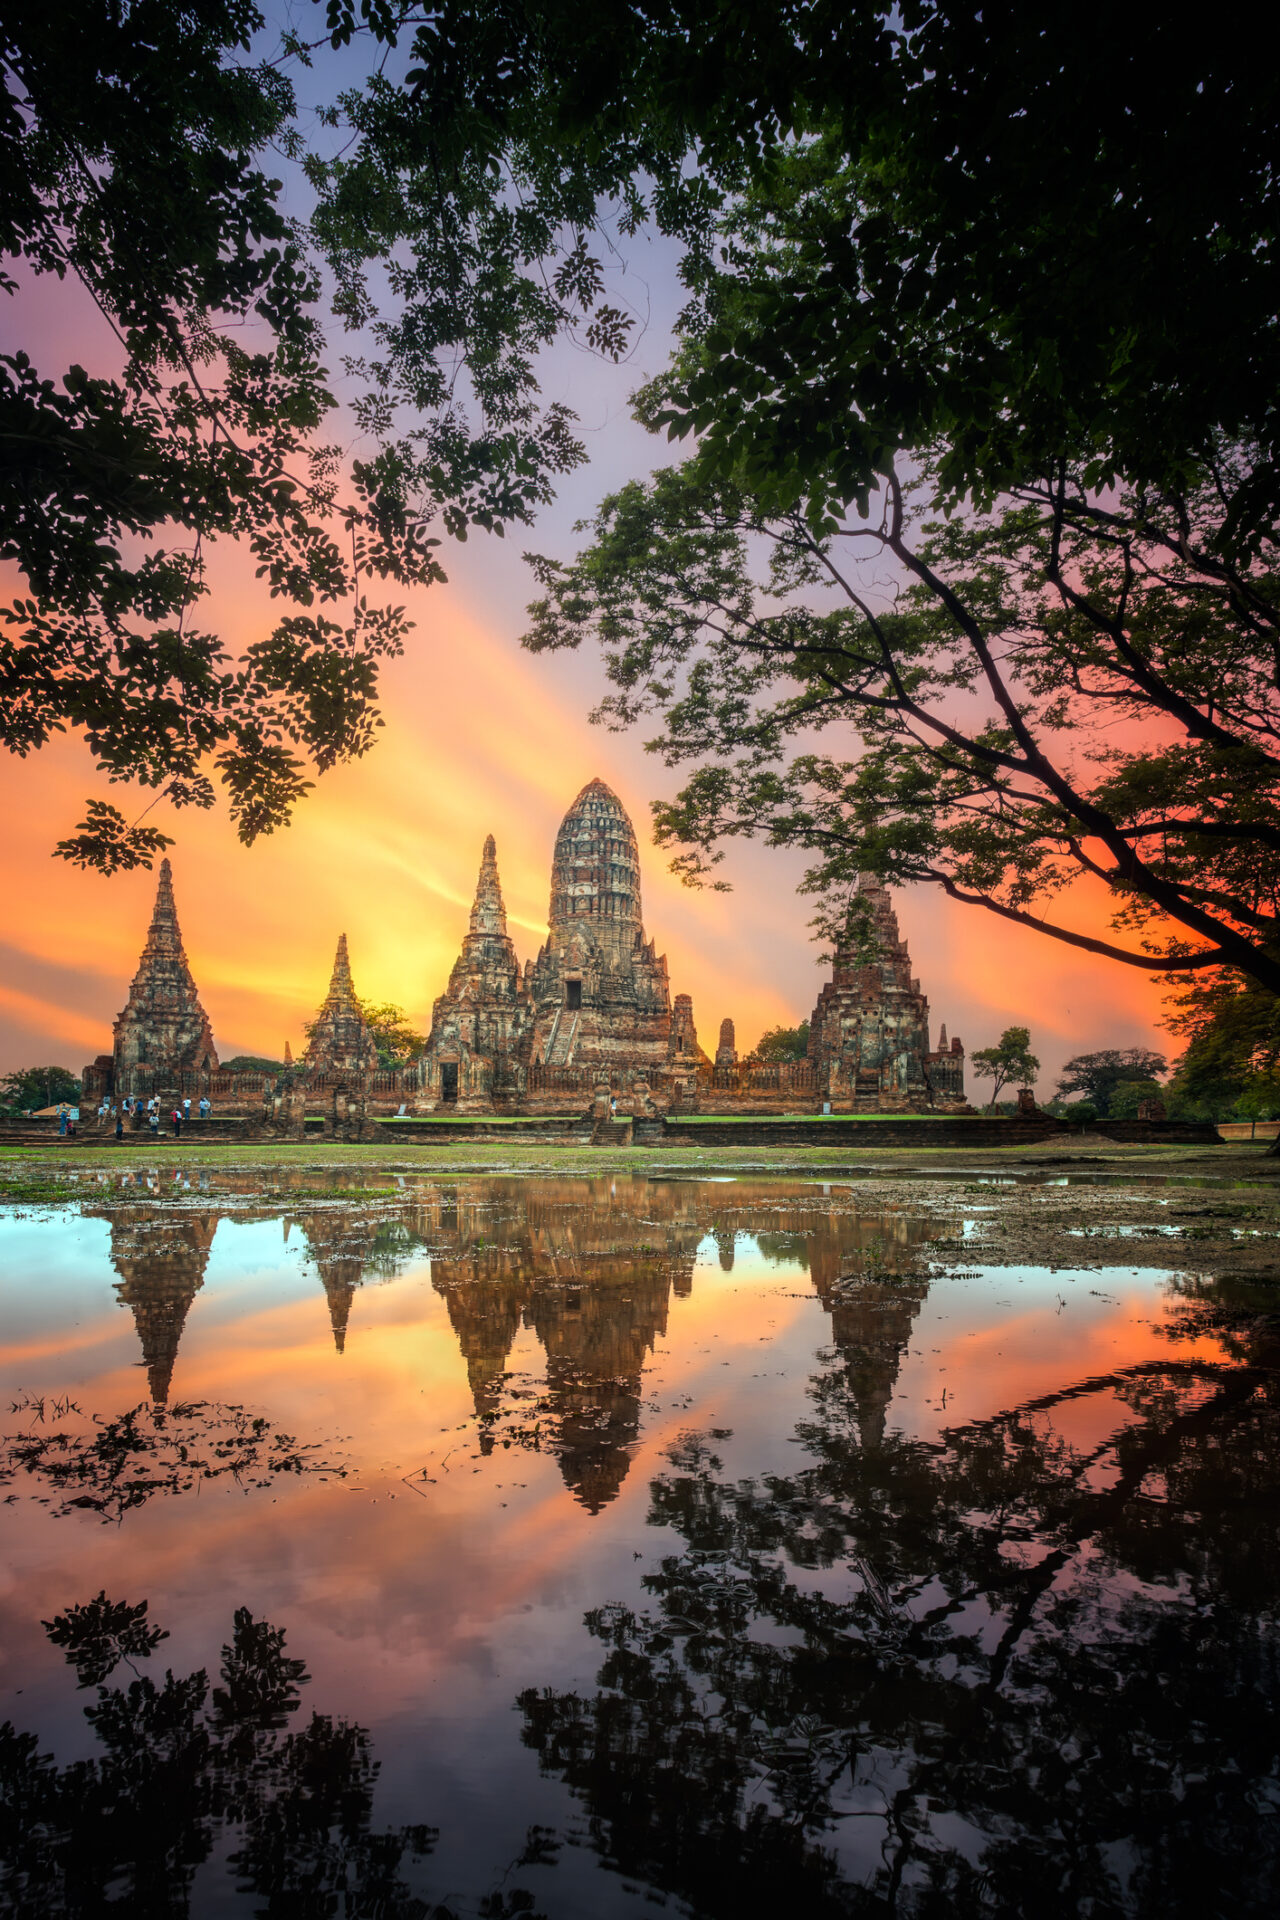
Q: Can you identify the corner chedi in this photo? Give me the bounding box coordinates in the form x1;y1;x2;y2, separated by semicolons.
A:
83;858;218;1105
303;934;380;1077
422;835;528;1107
806;873;966;1111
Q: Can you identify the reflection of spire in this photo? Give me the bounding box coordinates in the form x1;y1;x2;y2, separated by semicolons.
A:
807;1212;931;1450
529;1269;673;1512
99;1208;218;1403
321;1268;359;1353
422;1178;927;1500
298;1212;377;1353
432;1253;531;1432
468;835;509;939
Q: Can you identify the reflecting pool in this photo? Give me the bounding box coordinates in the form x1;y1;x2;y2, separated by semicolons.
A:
0;1172;1276;1916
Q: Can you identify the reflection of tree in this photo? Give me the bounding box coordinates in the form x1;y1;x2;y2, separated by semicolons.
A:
0;1402;345;1523
0;1600;436;1919
518;1297;1280;1916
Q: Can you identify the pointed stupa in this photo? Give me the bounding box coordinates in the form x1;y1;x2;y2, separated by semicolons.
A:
111;859;218;1096
423;835;526;1070
321;1269;358;1353
303;934;380;1076
284;1040;294;1065
469;834;509;939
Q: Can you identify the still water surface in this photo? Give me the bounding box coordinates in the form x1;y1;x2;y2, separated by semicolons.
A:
0;1173;1275;1916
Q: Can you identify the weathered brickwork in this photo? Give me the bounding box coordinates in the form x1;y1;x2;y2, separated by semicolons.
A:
527;779;673;1074
84;858;218;1102
421;834;528;1108
423;778;682;1107
806;875;966;1110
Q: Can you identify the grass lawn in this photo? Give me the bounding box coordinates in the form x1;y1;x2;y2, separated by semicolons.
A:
0;1137;1258;1192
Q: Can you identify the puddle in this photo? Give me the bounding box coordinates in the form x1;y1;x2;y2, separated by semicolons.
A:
0;1172;1275;1914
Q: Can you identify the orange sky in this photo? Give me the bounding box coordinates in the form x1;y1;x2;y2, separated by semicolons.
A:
0;553;1168;1088
0;237;1171;1088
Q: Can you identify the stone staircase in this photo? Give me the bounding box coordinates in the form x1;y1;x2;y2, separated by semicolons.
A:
543;1010;580;1066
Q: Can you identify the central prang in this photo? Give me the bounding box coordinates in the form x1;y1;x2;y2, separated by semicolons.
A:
422;777;682;1106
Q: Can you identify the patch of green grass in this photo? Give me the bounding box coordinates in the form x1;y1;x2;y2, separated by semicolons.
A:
672;1111;959;1123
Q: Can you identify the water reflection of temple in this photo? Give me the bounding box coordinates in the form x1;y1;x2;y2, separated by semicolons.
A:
86;1179;934;1488
421;1179;707;1511
93;1207;219;1402
416;1177;932;1506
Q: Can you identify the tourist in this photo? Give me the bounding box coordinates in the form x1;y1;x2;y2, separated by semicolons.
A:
183;1096;191;1121
56;1105;67;1136
171;1107;182;1139
114;1110;123;1141
148;1108;159;1136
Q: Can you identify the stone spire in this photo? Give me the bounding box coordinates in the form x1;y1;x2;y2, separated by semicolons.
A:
469;834;508;939
303;935;379;1076
112;859;218;1095
423;836;527;1087
548;777;644;960
284;1040;293;1065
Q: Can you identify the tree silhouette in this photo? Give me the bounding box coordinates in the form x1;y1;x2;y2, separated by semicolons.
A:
519;1277;1280;1917
0;1601;436;1918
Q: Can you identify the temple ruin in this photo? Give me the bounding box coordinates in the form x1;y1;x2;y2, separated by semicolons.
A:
82;777;965;1119
84;858;217;1102
806;874;967;1111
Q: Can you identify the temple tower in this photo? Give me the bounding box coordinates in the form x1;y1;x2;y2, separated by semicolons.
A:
110;859;218;1098
715;1018;738;1068
527;779;672;1071
423;835;530;1105
807;874;964;1110
303;935;379;1076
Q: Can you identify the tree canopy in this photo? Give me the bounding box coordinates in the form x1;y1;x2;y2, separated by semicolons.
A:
6;0;1279;983
968;1026;1039;1110
1164;977;1280;1123
0;1066;81;1112
752;1022;808;1062
1056;1049;1168;1117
